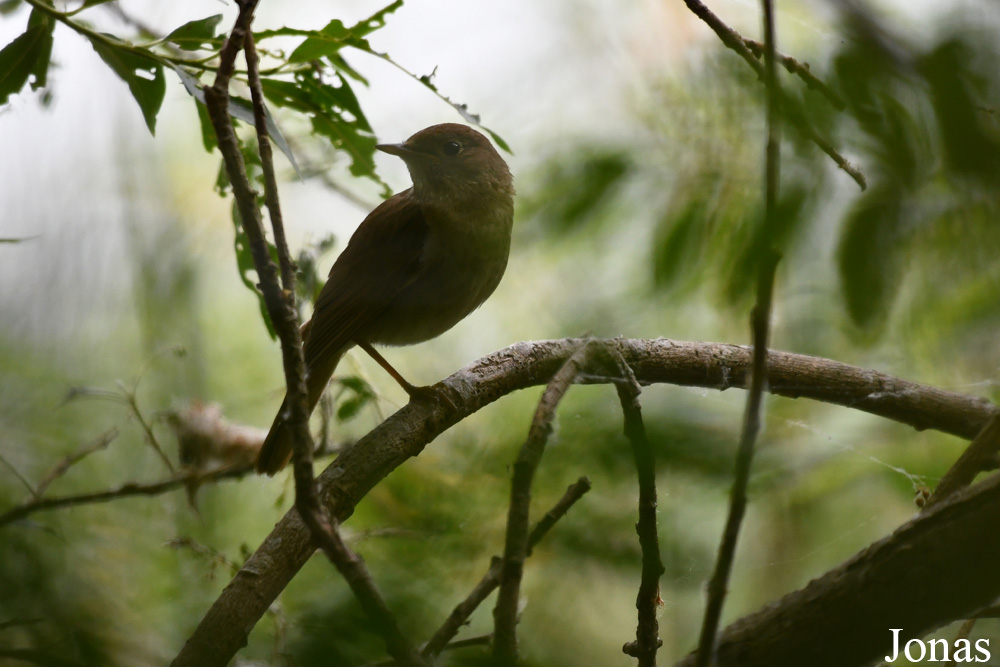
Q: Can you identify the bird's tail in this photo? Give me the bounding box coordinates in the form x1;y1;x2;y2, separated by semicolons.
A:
255;346;347;476
256;402;295;475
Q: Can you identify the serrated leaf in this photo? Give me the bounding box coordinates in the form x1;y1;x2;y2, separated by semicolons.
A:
287;0;402;64
326;51;368;85
0;15;54;105
298;72;369;131
288;20;352;63
311;113;378;179
268;72;382;186
90;38;165;134
165;14;223;52
407;63;512;154
350;0;403;38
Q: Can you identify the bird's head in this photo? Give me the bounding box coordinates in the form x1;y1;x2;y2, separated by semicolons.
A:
376;123;514;205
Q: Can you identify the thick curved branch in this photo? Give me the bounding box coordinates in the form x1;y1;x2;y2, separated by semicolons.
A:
674;469;1000;667
171;338;997;666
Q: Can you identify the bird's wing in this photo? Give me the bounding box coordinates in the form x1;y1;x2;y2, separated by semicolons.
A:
302;189;428;399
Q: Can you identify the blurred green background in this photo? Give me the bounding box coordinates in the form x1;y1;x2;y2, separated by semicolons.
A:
2;1;1000;665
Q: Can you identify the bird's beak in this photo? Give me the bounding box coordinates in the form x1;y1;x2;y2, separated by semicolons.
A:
376;142;414;158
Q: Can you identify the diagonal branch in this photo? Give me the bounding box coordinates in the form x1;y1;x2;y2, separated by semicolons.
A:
0;466;252;528
493;342;596;663
924;412;1000;510
244;30;294;292
198;3;426;665
680;0;867;190
610;352;666;666
33;428;119;498
696;2;783;659
674;470;1000;667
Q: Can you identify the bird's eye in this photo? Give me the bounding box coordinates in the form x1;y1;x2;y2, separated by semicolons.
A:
442;141;462;156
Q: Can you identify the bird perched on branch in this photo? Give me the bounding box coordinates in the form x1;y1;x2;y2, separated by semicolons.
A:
256;123;515;475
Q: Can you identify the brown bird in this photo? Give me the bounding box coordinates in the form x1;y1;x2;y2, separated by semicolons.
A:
255;123;515;475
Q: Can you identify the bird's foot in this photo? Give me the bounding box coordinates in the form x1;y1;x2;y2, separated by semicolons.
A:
404;382;459;413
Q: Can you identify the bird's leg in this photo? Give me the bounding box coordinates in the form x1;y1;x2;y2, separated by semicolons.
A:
357;341;439;402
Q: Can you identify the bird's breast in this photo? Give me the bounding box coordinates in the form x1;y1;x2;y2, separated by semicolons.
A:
366;197;513;346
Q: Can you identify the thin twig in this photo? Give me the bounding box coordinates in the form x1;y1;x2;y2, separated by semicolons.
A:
943;619;978;667
695;2;782;663
924;413;1000;511
493;342;595;663
681;0;867;190
206;3;426;665
33;428;119;498
742;37;846;110
0;452;37;497
526;477;592;556
121;383;175;473
167;536;243;577
423;477;591;658
245;31;294;291
610;353;665;666
0;466;253;528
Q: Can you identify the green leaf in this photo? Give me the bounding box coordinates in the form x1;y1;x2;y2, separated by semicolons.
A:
724;184;809;304
332;376;375;422
920;38;1000;183
408;65;512;154
195;99;216;152
0;1;23;17
0;12;54;105
230;199;278;340
25;10;53;91
287;1;403;63
164;14;223;52
171;65;299;174
652;198;708;290
837;185;908;331
288;20;352;63
263;72;383;189
89;38;165;134
79;0;118;9
229;96;301;172
349;0;404;38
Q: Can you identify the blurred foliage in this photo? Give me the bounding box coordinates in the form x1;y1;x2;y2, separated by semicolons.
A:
2;1;1000;666
521;7;1000;345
